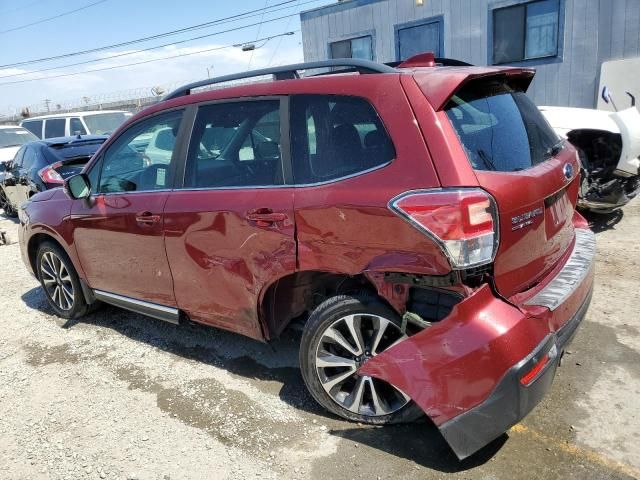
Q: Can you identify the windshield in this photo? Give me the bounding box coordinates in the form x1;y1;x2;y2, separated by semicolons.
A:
83;112;132;135
445;81;560;172
0;127;38;148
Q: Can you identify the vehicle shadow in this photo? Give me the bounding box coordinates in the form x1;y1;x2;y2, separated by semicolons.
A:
582;209;624;233
21;286;505;472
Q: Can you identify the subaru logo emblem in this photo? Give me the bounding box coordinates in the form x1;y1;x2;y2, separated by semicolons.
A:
563;163;574;181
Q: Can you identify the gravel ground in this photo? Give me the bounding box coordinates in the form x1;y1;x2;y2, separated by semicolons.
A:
0;201;639;480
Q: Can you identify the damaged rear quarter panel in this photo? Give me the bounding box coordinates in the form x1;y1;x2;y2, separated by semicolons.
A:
358;285;549;425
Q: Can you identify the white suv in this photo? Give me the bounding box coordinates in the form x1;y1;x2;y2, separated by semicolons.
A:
20;110;133;139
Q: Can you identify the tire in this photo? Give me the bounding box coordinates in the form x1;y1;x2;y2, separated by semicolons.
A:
300;294;423;424
0;187;17;218
36;241;89;320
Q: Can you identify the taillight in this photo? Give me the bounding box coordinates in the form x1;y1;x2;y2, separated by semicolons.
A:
389;188;499;269
38;163;64;185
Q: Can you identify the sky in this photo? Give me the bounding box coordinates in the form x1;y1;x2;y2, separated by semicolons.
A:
0;0;334;117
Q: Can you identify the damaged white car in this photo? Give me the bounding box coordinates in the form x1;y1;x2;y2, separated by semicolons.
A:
540;88;640;214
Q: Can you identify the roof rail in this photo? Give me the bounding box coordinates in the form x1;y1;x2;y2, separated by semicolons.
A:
163;59;397;100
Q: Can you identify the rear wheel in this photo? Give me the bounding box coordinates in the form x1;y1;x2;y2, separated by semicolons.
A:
300;295;423;424
36;242;89;319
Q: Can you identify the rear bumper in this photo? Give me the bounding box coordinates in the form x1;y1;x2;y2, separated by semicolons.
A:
439;286;592;459
359;228;596;460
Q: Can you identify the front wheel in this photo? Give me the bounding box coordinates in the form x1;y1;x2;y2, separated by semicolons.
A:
300;295;423;424
0;187;17;217
36;242;89;319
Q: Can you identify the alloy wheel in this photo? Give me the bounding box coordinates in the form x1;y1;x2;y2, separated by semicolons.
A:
40;251;75;311
314;313;410;417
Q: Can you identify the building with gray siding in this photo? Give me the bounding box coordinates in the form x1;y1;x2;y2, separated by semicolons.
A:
300;0;640;108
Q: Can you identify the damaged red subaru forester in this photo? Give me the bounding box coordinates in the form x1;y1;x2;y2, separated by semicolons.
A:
18;54;595;460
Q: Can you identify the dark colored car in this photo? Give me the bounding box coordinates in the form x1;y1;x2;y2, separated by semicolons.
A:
18;55;595;460
1;135;106;216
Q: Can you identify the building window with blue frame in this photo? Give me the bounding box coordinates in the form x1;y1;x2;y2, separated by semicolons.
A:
492;0;560;64
329;36;373;61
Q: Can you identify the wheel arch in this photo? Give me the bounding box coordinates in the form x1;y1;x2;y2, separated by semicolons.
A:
258;271;386;340
27;232;94;304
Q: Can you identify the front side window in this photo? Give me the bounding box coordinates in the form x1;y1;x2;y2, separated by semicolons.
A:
445;80;560;172
493;0;560;64
330;36;373;60
70;118;87;135
184;100;283;189
97;110;183;194
44;118;66;138
290;95;395;184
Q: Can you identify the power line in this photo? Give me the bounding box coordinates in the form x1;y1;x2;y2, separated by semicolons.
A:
268;0;300;66
0;31;298;87
0;9;310;81
0;0;320;69
0;0;110;35
247;0;271;70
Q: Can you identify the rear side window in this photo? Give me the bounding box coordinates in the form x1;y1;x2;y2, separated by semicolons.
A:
22;146;39;170
444;80;559;172
184;100;283;189
22;120;43;138
44;118;66;138
290;95;395;184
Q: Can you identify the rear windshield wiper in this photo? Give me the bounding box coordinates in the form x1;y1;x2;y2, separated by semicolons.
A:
544;140;565;159
476;148;497;171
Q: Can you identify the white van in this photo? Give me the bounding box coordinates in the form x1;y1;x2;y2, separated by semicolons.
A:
20;110;133;139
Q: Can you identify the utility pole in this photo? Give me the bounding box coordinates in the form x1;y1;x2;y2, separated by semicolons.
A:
44;99;51;112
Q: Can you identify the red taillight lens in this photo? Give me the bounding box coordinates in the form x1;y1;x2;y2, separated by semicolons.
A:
390;189;499;269
519;355;550;386
38;163;64;185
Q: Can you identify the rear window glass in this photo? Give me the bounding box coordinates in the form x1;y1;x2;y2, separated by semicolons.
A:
46;141;105;162
445;81;560;172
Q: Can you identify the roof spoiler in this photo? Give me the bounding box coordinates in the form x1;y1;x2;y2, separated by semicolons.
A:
413;68;536;111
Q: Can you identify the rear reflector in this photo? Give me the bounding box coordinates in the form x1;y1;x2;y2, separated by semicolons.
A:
520;354;551;386
389;189;499;269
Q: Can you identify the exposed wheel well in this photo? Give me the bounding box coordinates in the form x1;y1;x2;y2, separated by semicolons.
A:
27;233;63;275
260;272;378;339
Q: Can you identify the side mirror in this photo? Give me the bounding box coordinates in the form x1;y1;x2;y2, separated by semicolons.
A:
64;173;91;200
255;140;280;159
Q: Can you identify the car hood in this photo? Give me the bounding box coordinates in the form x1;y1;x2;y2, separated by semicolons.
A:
540;106;640;176
0;146;19;162
539;106;621;135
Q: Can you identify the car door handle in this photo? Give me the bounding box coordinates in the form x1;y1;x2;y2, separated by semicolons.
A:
135;211;161;225
245;210;286;226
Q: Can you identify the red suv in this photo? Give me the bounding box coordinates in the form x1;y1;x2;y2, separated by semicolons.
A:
18;54;595;460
